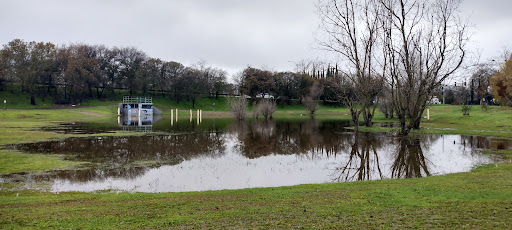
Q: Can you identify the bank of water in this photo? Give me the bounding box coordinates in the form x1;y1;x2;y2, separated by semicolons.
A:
2;118;510;193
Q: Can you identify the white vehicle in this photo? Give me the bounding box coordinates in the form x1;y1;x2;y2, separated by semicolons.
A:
256;93;274;99
430;96;441;104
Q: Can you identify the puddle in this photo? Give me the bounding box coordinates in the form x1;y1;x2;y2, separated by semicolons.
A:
3;118;511;193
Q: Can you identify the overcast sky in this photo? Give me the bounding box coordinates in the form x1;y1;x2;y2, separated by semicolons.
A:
1;0;511;79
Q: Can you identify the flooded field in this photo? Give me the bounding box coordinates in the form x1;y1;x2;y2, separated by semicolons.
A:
3;117;511;193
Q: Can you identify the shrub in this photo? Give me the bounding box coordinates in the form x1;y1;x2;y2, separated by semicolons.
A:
255;99;276;119
228;96;248;120
303;96;318;116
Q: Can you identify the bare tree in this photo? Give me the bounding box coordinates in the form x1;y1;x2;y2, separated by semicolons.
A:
380;0;468;135
317;0;383;132
377;85;394;118
303;81;324;116
254;99;276;119
303;97;319;116
228;96;248;120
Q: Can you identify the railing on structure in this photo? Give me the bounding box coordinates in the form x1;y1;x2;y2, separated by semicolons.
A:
122;126;153;133
123;96;152;104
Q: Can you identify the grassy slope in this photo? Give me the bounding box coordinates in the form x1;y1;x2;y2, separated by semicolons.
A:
0;163;510;229
0;88;55;109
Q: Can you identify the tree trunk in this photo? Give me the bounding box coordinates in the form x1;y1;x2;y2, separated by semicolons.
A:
363;108;373;127
399;121;408;136
351;110;360;132
47;75;52;93
413;116;422;129
30;94;36;105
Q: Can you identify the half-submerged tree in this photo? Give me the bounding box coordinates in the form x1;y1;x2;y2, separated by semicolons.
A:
317;0;383;132
317;0;467;135
380;0;468;135
254;99;276;119
228;96;248;120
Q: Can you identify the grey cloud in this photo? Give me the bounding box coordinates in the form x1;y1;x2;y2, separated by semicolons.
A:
1;0;510;77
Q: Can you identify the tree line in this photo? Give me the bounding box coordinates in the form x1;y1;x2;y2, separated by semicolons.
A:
0;39;371;108
0;39;231;107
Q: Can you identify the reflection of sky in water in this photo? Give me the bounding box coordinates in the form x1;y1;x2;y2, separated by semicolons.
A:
49;134;492;193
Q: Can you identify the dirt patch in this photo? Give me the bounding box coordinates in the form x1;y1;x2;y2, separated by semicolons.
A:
200;111;232;118
70;111;106;120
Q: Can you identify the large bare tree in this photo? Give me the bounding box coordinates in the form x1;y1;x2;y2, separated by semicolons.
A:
380;0;468;135
317;0;383;132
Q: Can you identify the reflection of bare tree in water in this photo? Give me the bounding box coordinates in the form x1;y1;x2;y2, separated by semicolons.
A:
228;120;249;140
391;138;431;178
235;119;283;159
229;119;353;159
333;133;385;182
460;135;511;151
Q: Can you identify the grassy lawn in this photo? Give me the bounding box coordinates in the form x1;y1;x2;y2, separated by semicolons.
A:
1;96;512;228
0;162;511;229
0;88;55;109
418;105;512;137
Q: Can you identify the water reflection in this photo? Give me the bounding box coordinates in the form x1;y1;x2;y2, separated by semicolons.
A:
13;134;225;165
118;115;160;132
333;133;386;181
391;138;431;178
230;119;352;159
3;119;508;193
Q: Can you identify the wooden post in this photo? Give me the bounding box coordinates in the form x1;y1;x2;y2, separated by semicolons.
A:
171;109;174;126
427;109;430;120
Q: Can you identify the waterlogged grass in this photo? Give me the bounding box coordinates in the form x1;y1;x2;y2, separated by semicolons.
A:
0;163;511;229
0;150;83;174
0;107;140;174
343;105;512;137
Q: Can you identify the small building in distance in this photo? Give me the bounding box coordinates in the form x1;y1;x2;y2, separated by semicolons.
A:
118;96;159;116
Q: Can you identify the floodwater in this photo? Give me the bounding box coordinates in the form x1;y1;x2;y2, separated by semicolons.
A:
3;116;511;193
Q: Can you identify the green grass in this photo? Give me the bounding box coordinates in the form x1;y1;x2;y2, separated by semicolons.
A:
0;150;83;174
0;88;55;109
415;105;512;137
1;96;512;228
0;162;511;229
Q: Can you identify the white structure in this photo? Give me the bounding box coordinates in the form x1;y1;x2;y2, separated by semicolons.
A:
118;96;155;116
